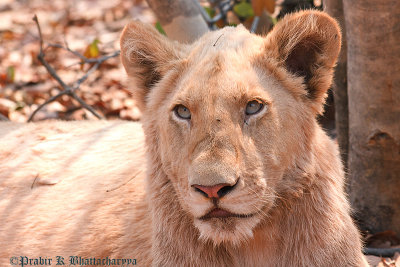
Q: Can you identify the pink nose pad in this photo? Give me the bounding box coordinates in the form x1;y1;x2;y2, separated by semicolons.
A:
192;183;234;199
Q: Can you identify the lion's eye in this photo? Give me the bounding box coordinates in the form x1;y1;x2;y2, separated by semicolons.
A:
174;104;191;120
245;100;264;115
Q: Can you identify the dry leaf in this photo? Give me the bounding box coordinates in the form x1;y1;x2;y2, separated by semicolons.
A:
252;0;275;16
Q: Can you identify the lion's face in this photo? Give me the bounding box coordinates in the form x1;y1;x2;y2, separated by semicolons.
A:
121;11;341;245
149;35;306;244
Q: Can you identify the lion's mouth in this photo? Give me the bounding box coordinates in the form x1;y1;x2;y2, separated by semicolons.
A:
200;208;254;220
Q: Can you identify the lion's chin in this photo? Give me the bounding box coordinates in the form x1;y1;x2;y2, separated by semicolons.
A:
194;215;261;246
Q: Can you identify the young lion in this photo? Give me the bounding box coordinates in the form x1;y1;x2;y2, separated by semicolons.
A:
0;10;368;266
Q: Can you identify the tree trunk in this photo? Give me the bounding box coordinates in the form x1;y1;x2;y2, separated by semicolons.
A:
145;0;209;43
324;0;348;172
343;0;400;234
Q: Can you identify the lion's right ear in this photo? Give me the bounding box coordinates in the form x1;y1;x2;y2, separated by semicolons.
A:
120;21;186;111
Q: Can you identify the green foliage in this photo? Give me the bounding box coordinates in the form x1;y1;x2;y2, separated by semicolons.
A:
14;101;24;111
269;15;277;25
155;22;166;36
204;6;216;18
6;66;15;83
233;1;254;19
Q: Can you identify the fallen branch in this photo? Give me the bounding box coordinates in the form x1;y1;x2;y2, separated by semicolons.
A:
0;113;9;121
29;15;120;122
364;247;400;257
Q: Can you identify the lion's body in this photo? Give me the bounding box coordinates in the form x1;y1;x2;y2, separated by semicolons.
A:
0;120;366;266
0;121;152;265
0;10;368;267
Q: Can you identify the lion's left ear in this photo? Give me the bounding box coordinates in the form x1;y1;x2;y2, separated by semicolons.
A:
265;10;341;114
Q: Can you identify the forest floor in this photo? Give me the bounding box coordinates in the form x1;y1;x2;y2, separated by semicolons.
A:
0;0;399;266
0;0;154;122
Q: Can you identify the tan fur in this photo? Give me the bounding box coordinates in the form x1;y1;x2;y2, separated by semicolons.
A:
1;11;368;266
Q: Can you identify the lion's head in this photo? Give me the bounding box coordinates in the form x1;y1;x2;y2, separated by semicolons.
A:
120;11;341;245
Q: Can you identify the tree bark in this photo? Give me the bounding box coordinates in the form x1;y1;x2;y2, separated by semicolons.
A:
145;0;209;43
324;0;348;171
343;0;400;234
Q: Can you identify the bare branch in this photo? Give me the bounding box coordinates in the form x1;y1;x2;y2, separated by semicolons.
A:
33;16;69;90
28;91;69;122
69;91;102;119
72;62;101;91
46;43;120;64
29;15;119;122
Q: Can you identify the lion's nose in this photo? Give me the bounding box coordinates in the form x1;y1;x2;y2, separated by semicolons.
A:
192;182;237;199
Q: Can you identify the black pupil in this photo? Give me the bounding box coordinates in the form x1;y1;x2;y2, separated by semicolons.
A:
247;101;262;115
176;105;190;119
